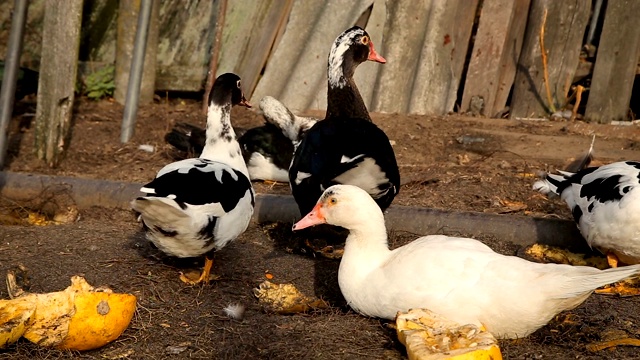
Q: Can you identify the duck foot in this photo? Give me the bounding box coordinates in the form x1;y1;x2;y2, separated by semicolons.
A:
179;256;220;285
586;338;640;352
607;253;619;268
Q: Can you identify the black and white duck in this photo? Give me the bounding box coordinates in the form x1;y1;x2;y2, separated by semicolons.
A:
131;73;255;285
289;26;400;216
534;161;640;272
164;96;317;183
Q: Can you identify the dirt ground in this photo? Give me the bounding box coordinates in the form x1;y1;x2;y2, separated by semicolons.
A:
2;96;640;359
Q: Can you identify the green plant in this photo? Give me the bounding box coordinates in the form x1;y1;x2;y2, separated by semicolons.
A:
83;65;115;100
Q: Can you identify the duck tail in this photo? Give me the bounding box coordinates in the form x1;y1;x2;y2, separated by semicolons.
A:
562;264;640;297
131;197;190;230
260;96;317;143
532;172;572;196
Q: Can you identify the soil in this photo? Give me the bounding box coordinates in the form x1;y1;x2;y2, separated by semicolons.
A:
2;96;640;359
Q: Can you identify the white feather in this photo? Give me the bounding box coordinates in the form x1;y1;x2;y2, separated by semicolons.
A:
223;303;246;320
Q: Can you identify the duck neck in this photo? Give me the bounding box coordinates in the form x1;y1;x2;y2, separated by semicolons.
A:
341;216;390;268
200;103;249;176
326;61;371;121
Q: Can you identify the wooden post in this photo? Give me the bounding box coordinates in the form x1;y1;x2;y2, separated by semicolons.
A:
584;0;640;123
461;0;531;117
510;0;590;119
114;0;159;105
34;0;83;168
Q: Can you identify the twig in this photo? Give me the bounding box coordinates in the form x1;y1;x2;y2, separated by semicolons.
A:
570;85;584;121
202;0;228;114
540;8;556;113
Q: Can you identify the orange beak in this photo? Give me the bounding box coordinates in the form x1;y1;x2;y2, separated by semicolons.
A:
292;203;326;231
239;94;252;108
367;40;386;64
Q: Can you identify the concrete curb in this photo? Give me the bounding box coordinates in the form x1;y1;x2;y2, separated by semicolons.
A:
0;171;585;250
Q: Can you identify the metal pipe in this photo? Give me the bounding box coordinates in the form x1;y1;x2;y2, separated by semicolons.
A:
120;0;153;143
586;0;603;46
0;0;29;168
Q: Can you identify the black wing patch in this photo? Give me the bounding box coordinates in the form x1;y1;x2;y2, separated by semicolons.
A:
289;117;400;214
144;161;253;212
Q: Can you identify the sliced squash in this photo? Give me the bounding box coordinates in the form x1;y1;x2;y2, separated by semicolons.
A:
0;297;36;348
396;308;502;360
8;275;136;351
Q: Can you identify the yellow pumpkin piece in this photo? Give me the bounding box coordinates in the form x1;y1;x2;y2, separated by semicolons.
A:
0;297;36;348
396;308;502;360
22;290;75;346
253;280;328;314
524;243;608;270
19;276;136;351
27;212;52;226
57;291;136;351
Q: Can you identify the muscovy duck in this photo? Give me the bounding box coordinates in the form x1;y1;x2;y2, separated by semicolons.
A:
288;26;400;216
164;96;317;183
534;161;640;270
293;184;640;339
131;73;255;285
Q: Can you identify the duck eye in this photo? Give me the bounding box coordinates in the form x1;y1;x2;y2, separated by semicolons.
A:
236;80;241;88
329;197;337;205
361;36;369;45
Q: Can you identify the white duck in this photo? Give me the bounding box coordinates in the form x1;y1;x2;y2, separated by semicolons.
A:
534;162;640;269
131;73;255;285
292;184;640;339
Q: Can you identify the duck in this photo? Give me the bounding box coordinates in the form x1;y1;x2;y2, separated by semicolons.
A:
533;161;640;269
292;184;640;339
288;26;400;216
0;60;39;101
164;96;317;183
131;73;255;285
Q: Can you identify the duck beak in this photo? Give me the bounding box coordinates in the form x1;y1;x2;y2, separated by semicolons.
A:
239;94;252;108
367;40;386;64
292;203;326;231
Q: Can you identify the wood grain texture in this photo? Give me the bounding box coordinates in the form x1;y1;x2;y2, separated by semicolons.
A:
584;0;640;123
462;0;531;117
510;0;590;119
34;0;84;168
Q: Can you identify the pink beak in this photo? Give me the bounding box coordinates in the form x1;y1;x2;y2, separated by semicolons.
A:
367;40;386;64
292;203;326;231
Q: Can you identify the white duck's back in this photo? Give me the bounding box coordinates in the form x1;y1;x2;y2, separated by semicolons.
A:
340;234;640;338
294;185;640;339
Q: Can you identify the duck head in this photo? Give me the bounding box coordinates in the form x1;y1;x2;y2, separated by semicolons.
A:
328;26;386;89
208;73;252;108
292;184;384;231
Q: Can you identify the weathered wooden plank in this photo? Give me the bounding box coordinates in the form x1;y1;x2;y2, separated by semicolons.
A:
250;0;375;112
34;0;83;168
372;0;478;115
224;0;294;98
461;0;530;117
114;0;159;105
510;0;590;119
493;0;531;117
584;0;640;123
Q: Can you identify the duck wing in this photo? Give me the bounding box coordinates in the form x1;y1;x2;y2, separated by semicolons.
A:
289;118;399;214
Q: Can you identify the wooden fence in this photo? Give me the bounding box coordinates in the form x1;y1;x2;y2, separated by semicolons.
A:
2;0;640;122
